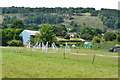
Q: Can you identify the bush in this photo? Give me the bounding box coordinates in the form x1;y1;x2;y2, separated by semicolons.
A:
7;40;22;46
2;29;23;46
92;36;101;43
117;34;120;42
92;43;101;49
76;42;81;47
104;32;117;41
80;33;93;40
64;34;70;39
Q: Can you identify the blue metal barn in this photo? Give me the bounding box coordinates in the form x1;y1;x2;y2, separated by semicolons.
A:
19;30;39;45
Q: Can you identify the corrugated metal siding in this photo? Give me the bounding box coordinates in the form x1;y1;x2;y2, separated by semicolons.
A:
20;30;39;45
20;31;31;44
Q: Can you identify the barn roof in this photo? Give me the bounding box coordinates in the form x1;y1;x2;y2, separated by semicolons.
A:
24;30;39;35
20;30;39;36
67;32;77;34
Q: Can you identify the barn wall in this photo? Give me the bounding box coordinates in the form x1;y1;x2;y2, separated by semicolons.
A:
21;31;31;44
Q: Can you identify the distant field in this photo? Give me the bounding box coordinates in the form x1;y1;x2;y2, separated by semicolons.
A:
73;16;106;29
63;14;106;29
2;47;118;78
81;13;91;16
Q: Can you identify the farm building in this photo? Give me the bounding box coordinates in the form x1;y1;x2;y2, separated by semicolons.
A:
109;44;120;52
19;30;39;45
67;32;80;38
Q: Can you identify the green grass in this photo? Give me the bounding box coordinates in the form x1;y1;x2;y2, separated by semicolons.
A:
73;16;106;29
2;47;118;78
81;13;91;16
63;15;107;29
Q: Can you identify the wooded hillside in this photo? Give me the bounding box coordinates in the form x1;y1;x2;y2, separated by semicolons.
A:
0;7;119;31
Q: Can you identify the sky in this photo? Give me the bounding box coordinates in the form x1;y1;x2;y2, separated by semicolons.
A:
0;0;119;10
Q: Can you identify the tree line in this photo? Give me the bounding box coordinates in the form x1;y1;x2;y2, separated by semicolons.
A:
98;8;119;29
2;6;97;15
1;7;119;30
1;7;120;46
2;23;120;46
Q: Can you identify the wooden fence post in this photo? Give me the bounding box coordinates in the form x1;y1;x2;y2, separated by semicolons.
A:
63;52;65;59
92;55;96;64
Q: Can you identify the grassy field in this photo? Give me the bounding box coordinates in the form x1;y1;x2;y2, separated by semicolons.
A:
2;47;118;78
73;16;106;29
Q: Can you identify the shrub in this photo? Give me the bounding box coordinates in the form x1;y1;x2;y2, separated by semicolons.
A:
64;34;70;39
7;40;22;46
104;32;117;41
92;36;101;43
117;34;120;42
80;33;93;40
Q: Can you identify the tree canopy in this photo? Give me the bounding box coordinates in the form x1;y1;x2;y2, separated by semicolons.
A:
78;27;102;40
2;29;23;46
11;19;24;29
104;32;117;41
2;7;119;30
34;24;57;44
